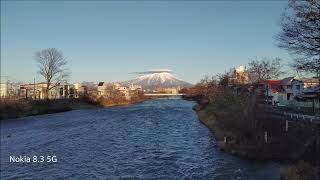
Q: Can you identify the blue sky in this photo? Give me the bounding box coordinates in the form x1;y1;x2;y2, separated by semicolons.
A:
1;1;292;84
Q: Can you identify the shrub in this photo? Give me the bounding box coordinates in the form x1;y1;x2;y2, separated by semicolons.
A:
280;160;317;180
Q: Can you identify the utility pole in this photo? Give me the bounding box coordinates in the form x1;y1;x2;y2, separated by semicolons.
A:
7;79;9;98
266;80;269;105
33;78;36;100
10;82;13;98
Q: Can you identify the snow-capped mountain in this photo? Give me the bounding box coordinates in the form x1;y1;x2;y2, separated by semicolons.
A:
122;70;192;90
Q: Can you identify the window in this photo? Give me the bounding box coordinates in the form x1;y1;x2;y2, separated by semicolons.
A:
287;85;292;89
287;93;292;100
295;85;300;90
59;88;63;95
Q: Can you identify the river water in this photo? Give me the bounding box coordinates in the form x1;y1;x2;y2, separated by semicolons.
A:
1;99;281;179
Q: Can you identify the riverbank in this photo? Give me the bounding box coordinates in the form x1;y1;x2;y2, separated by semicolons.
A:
195;106;315;160
194;102;315;161
193;100;319;179
0;96;147;120
188;89;317;161
0;98;98;120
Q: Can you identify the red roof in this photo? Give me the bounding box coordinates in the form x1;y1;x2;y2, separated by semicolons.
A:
266;80;282;93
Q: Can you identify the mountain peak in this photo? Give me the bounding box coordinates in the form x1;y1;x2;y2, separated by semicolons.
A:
122;70;192;90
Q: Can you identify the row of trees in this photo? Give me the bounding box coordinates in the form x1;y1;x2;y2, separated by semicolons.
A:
183;57;284;101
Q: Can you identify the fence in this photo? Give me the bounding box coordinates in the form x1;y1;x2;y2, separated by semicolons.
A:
279;100;320;108
276;99;320;115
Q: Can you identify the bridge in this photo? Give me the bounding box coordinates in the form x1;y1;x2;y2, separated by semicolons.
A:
144;93;186;96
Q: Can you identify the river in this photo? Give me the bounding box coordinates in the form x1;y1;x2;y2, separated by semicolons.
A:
1;99;281;179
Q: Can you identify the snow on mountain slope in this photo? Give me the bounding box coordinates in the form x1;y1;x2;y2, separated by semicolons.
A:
123;72;192;89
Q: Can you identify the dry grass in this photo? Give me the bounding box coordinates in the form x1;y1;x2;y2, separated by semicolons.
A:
196;90;316;160
280;161;317;180
0;98;97;120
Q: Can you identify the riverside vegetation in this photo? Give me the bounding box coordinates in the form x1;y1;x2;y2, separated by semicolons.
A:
181;74;318;180
0;91;146;120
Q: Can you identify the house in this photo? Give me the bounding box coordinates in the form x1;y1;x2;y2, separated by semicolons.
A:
98;82;131;100
299;87;320;100
280;77;304;101
261;80;283;105
73;83;87;98
97;82;107;96
19;83;46;99
115;86;130;100
261;77;316;106
299;77;320;89
297;77;320;100
97;82;114;97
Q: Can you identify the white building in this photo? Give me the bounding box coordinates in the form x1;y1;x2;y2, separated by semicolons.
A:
98;82;131;100
129;84;142;91
262;77;315;106
0;83;8;97
229;65;249;86
19;82;75;99
0;83;21;98
73;83;87;98
97;82;111;97
280;77;304;101
116;86;130;100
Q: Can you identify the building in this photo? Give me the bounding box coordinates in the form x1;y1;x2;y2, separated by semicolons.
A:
262;80;282;105
98;82;131;100
97;82;114;97
229;65;249;86
0;83;9;97
156;87;180;94
280;77;304;101
261;77;316;106
0;83;20;98
297;77;319;89
297;77;320;100
19;82;75;99
73;83;88;98
116;86;130;100
129;84;142;91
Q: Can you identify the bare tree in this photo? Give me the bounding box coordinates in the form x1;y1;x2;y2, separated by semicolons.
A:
277;0;320;74
200;75;219;98
248;57;284;83
217;72;230;87
34;48;69;99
